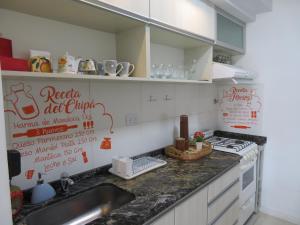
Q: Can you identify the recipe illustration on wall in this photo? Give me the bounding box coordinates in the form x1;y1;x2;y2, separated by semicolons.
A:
218;85;263;134
3;80;114;189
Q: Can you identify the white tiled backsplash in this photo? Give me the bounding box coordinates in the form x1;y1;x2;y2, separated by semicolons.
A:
0;9;218;189
3;79;218;190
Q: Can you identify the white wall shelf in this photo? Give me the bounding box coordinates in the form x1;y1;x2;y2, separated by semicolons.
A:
149;26;213;82
0;0;214;83
1;71;211;84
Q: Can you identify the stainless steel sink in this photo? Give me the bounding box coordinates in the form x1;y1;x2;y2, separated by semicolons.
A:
25;183;135;225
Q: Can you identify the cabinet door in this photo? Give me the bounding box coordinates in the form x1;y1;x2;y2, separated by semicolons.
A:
216;11;245;53
212;199;239;225
208;165;240;203
151;209;175;225
150;0;215;40
97;0;149;17
175;187;208;225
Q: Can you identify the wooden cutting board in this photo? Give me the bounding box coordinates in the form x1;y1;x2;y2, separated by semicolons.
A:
165;141;212;161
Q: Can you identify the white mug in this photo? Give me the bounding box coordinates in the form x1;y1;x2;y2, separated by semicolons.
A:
119;62;135;77
103;60;123;76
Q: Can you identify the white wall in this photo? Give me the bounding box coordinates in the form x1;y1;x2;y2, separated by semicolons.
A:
151;43;185;67
0;72;13;224
0;9;116;61
235;1;300;223
0;9;218;193
3;78;218;190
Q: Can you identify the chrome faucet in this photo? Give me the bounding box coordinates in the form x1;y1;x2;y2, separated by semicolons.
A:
60;172;74;194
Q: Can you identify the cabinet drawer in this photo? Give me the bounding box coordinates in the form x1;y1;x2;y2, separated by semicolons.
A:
151;209;175;225
208;180;239;224
211;198;239;225
175;187;208;225
208;165;239;203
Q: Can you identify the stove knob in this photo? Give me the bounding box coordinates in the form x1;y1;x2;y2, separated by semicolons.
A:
244;154;250;161
249;151;255;159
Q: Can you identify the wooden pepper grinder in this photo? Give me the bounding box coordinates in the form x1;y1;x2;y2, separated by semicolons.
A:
180;115;189;150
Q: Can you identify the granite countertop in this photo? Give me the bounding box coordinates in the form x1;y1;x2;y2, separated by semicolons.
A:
17;151;241;225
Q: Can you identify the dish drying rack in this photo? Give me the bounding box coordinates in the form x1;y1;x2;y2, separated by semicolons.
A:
109;156;167;180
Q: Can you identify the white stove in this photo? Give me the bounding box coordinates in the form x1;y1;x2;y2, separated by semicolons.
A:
206;136;258;156
207;136;258;225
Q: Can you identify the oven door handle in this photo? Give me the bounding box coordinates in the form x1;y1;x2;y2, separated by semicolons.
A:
241;196;255;210
241;159;256;170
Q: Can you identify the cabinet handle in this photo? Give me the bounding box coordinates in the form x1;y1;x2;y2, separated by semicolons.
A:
209;197;239;225
208;178;239;206
233;219;239;225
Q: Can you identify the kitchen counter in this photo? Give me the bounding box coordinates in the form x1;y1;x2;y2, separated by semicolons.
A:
16;151;241;225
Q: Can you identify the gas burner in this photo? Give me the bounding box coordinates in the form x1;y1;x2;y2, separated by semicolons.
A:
206;136;256;155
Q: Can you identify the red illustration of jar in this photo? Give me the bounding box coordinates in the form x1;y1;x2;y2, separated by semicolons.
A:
100;137;111;150
5;83;40;120
25;169;35;180
81;151;88;163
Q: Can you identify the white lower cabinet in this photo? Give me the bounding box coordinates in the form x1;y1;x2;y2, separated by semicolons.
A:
208;181;239;224
151;209;175;225
211;199;239;225
151;165;240;225
151;187;208;225
208;165;240;225
175;187;208;225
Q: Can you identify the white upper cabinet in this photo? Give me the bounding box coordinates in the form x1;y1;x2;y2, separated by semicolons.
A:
150;0;215;41
96;0;150;18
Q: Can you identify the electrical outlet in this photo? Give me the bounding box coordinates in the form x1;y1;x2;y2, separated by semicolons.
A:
125;113;138;126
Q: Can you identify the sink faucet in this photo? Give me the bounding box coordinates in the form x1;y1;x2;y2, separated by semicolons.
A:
60;172;74;194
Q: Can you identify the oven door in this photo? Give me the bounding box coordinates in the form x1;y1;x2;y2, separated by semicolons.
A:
240;159;257;205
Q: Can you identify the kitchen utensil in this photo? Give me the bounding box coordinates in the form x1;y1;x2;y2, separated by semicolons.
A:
103;60;123;76
119;62;135;77
157;64;165;78
97;62;105;75
29;50;52;72
78;59;98;75
29;56;52;72
58;52;81;74
165;64;174;79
